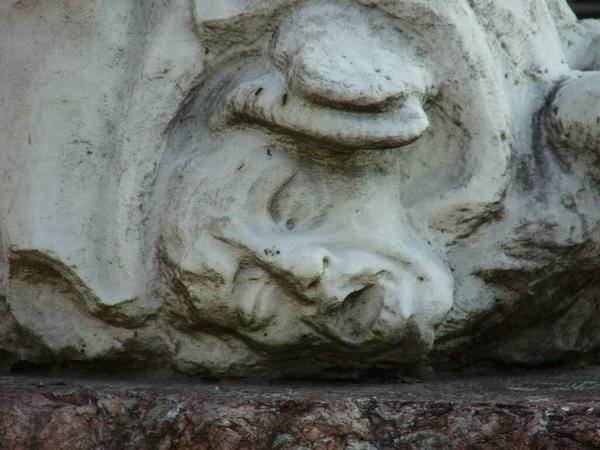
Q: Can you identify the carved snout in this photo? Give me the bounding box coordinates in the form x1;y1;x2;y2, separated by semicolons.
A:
306;254;407;345
296;250;402;312
266;245;453;346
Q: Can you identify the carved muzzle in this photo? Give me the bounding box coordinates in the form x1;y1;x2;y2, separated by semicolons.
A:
160;0;453;357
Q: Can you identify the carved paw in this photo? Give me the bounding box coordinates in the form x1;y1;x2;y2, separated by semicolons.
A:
546;71;600;182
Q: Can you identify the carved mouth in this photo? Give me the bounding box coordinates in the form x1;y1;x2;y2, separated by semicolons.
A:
210;69;429;150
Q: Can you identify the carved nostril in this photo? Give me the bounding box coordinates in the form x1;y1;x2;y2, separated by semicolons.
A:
340;285;373;311
334;285;385;337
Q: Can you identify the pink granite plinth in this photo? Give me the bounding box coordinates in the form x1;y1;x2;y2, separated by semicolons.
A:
2;368;600;449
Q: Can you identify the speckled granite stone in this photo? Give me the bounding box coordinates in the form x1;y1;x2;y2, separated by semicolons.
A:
2;368;600;449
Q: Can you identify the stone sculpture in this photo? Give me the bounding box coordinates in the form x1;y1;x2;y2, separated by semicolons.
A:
0;0;599;378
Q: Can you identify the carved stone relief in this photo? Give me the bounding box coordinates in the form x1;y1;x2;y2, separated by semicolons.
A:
0;0;599;378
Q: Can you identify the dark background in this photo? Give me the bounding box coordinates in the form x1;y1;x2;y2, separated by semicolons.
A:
569;0;600;18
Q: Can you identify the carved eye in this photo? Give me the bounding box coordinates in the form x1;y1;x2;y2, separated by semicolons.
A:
268;173;329;231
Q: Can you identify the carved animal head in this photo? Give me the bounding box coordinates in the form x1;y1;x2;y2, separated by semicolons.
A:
156;0;512;368
2;0;599;377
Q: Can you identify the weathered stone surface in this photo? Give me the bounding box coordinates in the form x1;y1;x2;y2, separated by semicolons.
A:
1;0;600;378
3;368;600;449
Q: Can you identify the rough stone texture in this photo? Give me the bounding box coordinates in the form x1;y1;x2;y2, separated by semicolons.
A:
3;368;600;449
2;0;600;378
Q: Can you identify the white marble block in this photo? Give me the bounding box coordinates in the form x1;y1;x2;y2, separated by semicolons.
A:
1;0;599;377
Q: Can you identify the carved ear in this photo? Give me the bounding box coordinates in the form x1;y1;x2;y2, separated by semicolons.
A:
546;71;600;179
